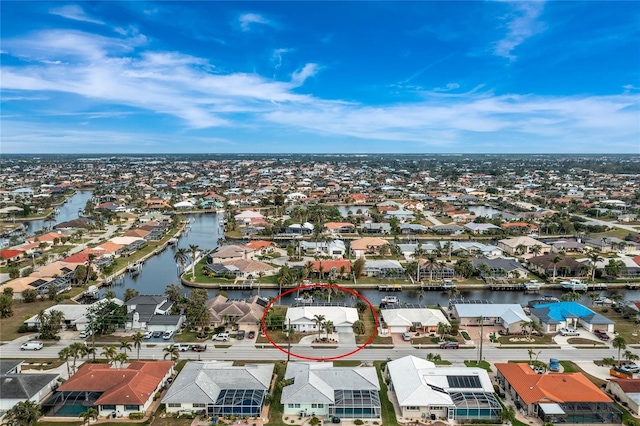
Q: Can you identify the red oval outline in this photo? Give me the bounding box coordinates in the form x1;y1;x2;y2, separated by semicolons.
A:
260;283;379;360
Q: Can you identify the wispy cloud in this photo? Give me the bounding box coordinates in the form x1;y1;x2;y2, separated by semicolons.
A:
50;5;104;25
493;1;547;61
239;12;273;32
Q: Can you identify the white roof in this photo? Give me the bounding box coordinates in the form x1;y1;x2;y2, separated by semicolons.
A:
387;356;494;408
286;306;359;327
381;308;449;328
454;303;528;323
109;236;145;245
173;201;194;208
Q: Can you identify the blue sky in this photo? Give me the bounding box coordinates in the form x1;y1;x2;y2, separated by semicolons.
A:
1;1;639;154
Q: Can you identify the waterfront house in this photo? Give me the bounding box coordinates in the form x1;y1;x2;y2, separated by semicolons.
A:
498;236;550;257
281;362;381;419
529;302;614;333
286;306;358;333
350;237;390;257
206;295;266;333
471;258;529;279
380;308;449;334
162;361;273;417
451;302;529;334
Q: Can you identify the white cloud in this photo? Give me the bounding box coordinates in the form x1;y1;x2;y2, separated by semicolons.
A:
291;64;319;86
239;13;273;32
50;5;104;25
434;83;460;92
493;1;546;60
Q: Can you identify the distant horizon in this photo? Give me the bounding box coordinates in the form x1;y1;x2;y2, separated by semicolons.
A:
3;152;639;157
2;2;639;154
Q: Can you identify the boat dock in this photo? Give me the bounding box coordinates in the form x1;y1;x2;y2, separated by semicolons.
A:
489;283;525;291
378;284;402;291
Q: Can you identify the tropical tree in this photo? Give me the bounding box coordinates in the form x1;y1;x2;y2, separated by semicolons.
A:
132;331;144;361
437;322;451;341
114;352;129;368
0;293;13;318
352;320;365;335
313;314;326;340
588;292;601;306
324;320;334;339
3;400;42;426
101;345;117;365
454;259;474;279
424;254;439;283
624;350;640;363
560;291;581;302
550;255;562;282
79;408;98;426
352;257;365;281
588;252;604;282
58;347;72;378
531;245;542;256
174;247;189;276
69;342;86;372
613;336;627;364
163;344;179;361
515;244;527;256
123;288;140;302
500;405;516;424
120;340;132;354
188;244;200;279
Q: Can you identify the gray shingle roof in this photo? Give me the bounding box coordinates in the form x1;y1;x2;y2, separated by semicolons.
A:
0;374;58;399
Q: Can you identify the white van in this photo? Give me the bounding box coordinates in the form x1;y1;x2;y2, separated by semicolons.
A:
79;329;93;338
21;342;44;350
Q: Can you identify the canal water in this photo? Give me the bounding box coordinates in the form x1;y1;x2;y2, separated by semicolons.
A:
24;190;94;235
44;192;638;306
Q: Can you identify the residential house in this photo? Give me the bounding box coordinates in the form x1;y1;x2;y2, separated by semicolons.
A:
207;245;255;263
43;361;173;417
234;210;265;226
380;308;449;334
206;295;266;333
386;356;501;421
162;361;273;417
495;363;620;424
359;223;391;235
281;362;381;419
350;237;390;257
501;222;538;234
286;306;359;333
0;248;23;265
324;222;356;234
399;224;429;234
430;224;464;235
0;360;59;413
307;259;351;279
109;236;147;253
527;254;586;279
24;298;124;331
471;258;529;279
530;302;615;333
463;223;501;235
300;240;346;258
124;295;184;332
498;236;550;258
451;302;530;334
606;379;640;415
363;259;405;279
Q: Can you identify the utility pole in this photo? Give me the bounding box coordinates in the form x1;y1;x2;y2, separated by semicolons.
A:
477;320;484;365
287;318;291;363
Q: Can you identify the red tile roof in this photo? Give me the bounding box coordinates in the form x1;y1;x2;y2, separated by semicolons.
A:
496;363;611;404
609;379;640;393
310;259;351;273
0;249;23;260
58;361;173;405
62;253;89;264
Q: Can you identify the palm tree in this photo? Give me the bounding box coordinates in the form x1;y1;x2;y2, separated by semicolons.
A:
132;331;144;361
313;314;326;340
174;247;189;276
79;408;98;426
58;347;72;378
424;254;439;283
515;244;527;256
114;352;129;369
101;345;117;365
550;255;562;282
531;245;542;257
163;344;179;361
624;350;640;363
613;336;627;365
324;320;334;339
85;254;97;285
588;252;604;282
188;244;200;280
120;340;132;355
588;292;601;306
69;342;85;373
352;320;365;335
4;400;42;426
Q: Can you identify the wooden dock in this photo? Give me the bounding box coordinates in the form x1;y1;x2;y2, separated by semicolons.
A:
378;284;402;291
489;283;525;291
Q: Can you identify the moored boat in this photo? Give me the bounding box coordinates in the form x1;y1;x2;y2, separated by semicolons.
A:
560;278;588;291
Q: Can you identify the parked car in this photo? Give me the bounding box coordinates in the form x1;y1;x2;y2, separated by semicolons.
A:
192;344;207;352
236;330;246;340
152;331;162;338
559;327;580;336
593;330;610;340
248;330;255;339
402;332;411;341
162;330;174;340
549;358;560;372
621;363;640;373
21;341;43;351
79;329;92;339
439;341;460;349
143;331;153;339
212;333;230;341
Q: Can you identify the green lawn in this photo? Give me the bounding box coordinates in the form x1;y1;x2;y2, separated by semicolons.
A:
497;334;554;345
375;362;399;426
592;306;640;344
464;360;492;372
0;296;81;341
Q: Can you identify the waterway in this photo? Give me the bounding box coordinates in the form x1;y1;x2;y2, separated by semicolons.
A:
23;191;626;306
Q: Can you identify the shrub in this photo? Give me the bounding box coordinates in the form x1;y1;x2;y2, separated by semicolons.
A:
602;308;609;313
129;412;144;420
354;420;364;425
17;324;38;333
